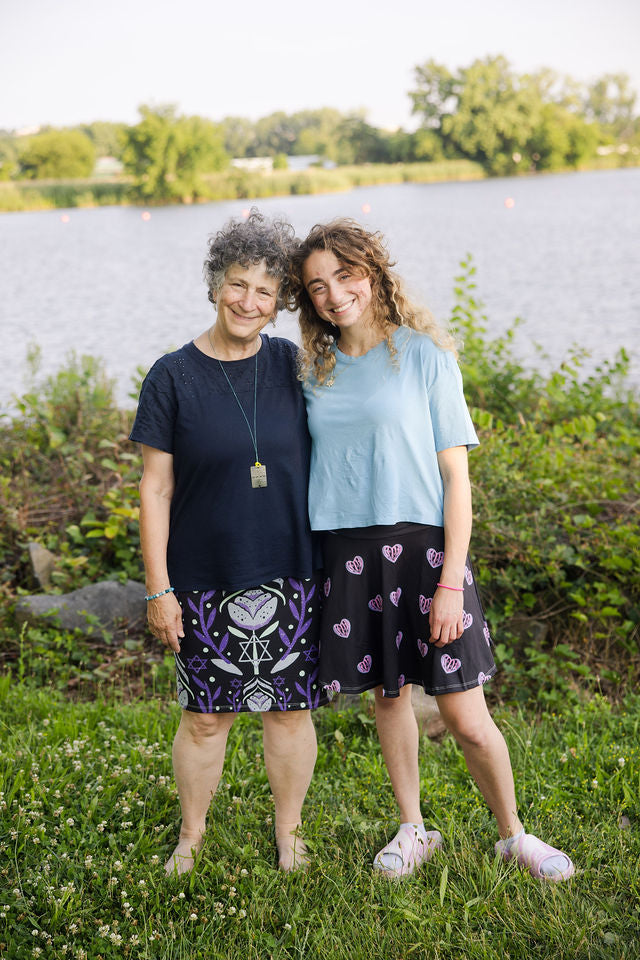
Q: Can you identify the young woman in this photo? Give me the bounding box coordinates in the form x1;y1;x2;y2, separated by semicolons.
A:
290;218;574;882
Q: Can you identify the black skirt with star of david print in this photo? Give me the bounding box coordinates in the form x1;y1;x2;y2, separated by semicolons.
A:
174;575;329;713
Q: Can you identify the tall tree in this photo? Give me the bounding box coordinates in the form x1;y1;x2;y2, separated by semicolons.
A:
122;105;228;201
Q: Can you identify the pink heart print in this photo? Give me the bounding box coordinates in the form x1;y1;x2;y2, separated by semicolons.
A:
417;638;429;657
345;555;364;575
368;594;383;612
483;621;491;646
462;611;473;630
357;654;372;673
323;578;331;597
395;631;403;649
426;548;444;568
465;565;473;585
419;594;432;614
325;679;341;694
390;588;402;607
441;653;461;674
477;672;489;685
382;543;403;563
332;618;351;638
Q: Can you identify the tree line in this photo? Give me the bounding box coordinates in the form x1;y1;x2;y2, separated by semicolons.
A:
1;56;637;197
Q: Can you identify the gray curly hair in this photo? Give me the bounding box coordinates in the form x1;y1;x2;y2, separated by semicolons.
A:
203;207;298;312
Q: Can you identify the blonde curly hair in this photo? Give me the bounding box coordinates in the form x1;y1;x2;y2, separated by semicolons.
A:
289;218;457;385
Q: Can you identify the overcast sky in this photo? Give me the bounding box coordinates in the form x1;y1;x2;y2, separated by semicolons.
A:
2;0;639;132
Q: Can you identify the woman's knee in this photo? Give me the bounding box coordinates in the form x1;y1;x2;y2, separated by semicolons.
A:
178;710;234;743
374;684;412;711
262;709;314;738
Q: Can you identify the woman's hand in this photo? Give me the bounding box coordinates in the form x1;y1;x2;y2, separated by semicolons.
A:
147;592;184;653
429;586;463;647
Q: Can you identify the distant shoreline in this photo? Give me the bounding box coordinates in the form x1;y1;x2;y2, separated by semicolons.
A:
1;157;637;214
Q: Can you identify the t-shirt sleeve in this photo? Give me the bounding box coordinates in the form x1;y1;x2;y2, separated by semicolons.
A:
128;361;177;454
426;349;479;452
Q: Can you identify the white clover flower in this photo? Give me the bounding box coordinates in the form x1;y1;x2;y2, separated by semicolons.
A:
98;925;110;937
238;909;246;918
66;818;75;827
240;868;248;876
284;922;292;930
591;778;599;788
178;892;185;899
560;754;568;763
189;913;198;921
227;907;236;915
618;758;626;767
114;861;123;871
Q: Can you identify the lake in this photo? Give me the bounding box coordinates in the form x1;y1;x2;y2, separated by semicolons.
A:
1;168;638;412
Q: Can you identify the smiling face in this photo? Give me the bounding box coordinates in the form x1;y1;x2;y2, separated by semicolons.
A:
214;261;280;349
302;249;374;333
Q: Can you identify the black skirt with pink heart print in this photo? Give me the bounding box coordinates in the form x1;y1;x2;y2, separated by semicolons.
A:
318;522;496;699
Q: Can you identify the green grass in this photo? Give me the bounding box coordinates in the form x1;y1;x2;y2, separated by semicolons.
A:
1;677;638;960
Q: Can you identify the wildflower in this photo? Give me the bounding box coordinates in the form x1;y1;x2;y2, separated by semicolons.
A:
178;892;185;899
138;879;146;887
109;932;123;944
591;778;599;788
66;818;75;827
98;925;110;937
130;936;140;945
618;758;626;767
284;922;292;930
240;868;248;876
238;909;247;918
114;861;123;871
228;906;237;915
189;913;198;921
560;754;568;763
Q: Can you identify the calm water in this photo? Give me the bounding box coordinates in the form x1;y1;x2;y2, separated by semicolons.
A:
1;168;638;411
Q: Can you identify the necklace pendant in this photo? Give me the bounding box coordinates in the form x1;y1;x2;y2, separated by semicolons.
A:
250;462;267;488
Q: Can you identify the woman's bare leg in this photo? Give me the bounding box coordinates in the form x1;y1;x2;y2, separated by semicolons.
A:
374;684;423;823
165;710;236;875
435;686;523;838
261;709;318;870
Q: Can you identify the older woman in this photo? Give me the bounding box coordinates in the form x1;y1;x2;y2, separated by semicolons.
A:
290;218;574;882
130;209;327;875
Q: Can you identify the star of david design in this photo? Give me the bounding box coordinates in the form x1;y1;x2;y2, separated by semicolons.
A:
303;644;319;663
239;635;273;669
186;655;208;673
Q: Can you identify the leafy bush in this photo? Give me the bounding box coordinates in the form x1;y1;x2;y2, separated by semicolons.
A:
453;258;639;702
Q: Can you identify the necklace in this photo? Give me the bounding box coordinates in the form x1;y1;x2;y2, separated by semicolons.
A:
208;329;267;488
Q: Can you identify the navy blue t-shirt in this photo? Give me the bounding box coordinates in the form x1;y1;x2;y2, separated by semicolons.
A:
129;335;319;591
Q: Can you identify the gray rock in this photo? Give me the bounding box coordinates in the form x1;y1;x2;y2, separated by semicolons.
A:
15;580;147;638
27;542;57;589
412;686;446;738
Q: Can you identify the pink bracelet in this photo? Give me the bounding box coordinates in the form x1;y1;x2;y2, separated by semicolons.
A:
437;583;464;592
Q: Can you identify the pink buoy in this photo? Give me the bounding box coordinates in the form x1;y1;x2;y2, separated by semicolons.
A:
504;197;515;209
141;211;151;221
361;202;371;214
60;214;70;223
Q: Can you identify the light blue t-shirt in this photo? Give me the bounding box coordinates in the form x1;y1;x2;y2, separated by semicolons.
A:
303;327;479;531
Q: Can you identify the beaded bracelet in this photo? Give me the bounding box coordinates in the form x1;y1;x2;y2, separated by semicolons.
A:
145;587;175;601
437;583;464;592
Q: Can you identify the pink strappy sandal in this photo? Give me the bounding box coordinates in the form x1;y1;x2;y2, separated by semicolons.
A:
373;824;443;878
495;832;575;882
